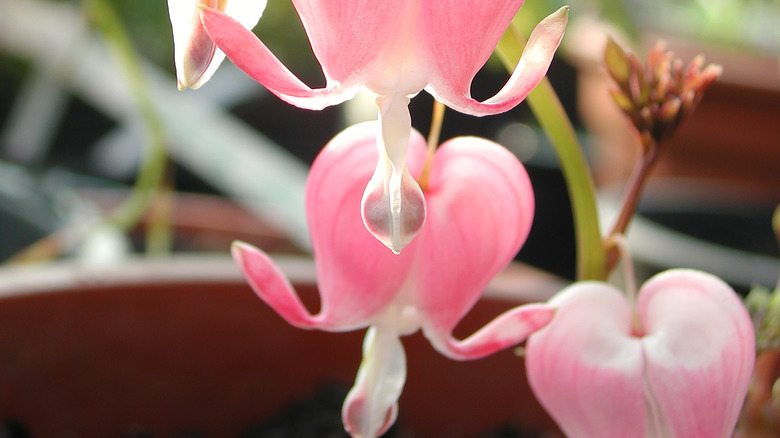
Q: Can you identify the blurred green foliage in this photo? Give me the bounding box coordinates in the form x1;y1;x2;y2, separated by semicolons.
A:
110;0;173;69
66;0;778;83
105;0;321;84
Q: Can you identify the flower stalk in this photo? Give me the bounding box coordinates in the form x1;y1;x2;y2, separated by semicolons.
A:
496;18;605;281
601;38;723;273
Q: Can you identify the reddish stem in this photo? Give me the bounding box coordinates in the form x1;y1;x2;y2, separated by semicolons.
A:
604;139;661;274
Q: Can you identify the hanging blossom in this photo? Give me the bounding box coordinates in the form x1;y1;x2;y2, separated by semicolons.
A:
167;0;266;90
232;122;555;438
525;269;755;438
197;1;568;253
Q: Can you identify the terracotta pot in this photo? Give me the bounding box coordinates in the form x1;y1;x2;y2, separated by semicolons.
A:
0;255;564;437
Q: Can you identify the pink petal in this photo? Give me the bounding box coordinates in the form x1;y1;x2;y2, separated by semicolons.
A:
426;6;568;116
168;0;265;90
638;269;755;437
413;136;537;358
525;283;646;437
198;6;358;109
428;303;555;360
231;241;319;329
526;270;756;438
290;0;416;90
418;0;524;97
305;122;427;330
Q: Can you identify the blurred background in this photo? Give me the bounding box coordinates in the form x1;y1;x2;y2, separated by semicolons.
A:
0;0;779;436
0;0;778;290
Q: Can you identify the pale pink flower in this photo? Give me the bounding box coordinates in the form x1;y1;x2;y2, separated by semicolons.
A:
525;269;755;438
232;122;554;438
198;1;568;253
167;0;266;89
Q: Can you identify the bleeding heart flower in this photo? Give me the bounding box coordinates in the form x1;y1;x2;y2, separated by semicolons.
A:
198;1;568;253
525;269;755;438
232;122;554;438
167;0;265;89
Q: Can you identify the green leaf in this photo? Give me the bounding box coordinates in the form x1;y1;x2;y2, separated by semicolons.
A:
496;15;606;282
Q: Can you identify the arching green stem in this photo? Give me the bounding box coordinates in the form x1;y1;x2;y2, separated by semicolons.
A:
496;21;606;281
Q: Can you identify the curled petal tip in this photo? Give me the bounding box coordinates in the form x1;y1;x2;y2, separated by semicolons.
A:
231;240;319;329
543;6;569;29
428;304;556;361
532;6;569;48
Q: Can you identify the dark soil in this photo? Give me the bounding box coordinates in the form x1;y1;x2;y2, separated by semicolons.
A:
1;385;548;438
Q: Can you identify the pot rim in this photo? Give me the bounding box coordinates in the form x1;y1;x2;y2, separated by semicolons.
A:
0;254;566;303
0;254;316;299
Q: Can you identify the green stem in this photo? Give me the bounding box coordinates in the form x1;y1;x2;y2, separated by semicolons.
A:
84;0;172;254
496;22;606;281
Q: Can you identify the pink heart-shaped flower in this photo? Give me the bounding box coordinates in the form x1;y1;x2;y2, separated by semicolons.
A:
525;269;755;438
233;121;554;438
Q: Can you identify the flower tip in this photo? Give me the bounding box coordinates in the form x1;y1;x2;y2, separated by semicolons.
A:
361;195;425;255
552;5;570;21
362;207;424;255
361;166;426;255
230;240;256;265
343;394;397;438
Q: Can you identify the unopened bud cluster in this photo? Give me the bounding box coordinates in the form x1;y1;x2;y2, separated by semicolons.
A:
604;38;722;152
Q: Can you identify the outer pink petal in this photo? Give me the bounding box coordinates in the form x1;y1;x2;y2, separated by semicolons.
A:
638;269;755;438
231;241;319;329
290;0;416;89
418;0;524;96
414;137;538;359
198;6;357;109
525;283;646;438
526;271;756;438
426;7;568;116
429;303;555;360
306;122;427;331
